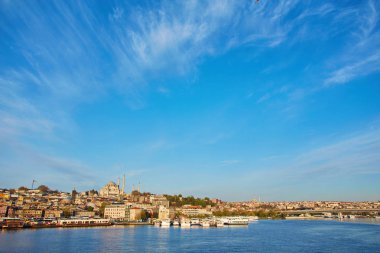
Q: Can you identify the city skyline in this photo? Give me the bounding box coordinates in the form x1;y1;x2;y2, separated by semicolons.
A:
1;0;380;201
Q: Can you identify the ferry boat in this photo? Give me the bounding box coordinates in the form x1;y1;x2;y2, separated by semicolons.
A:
57;218;111;227
161;219;171;227
180;218;191;228
27;218;58;228
223;216;249;225
1;218;24;229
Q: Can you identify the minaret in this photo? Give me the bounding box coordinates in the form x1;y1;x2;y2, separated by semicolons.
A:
122;174;126;195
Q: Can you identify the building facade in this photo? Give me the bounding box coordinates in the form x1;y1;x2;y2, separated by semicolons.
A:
104;205;129;221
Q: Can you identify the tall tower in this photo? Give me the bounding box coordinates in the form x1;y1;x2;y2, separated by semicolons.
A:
72;188;77;204
122;174;126;195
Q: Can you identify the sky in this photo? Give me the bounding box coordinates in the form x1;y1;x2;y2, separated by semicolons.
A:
0;0;379;201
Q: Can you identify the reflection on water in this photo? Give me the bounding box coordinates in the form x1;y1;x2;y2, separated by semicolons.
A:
337;218;380;225
0;220;379;253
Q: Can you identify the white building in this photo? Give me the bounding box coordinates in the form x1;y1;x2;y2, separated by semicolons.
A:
158;205;170;220
104;205;129;221
181;206;212;217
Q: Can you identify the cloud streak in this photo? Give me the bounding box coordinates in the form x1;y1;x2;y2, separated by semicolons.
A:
324;0;380;86
277;127;380;179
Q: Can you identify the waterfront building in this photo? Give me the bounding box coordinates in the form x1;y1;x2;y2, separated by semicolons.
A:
104;205;130;221
44;210;63;218
151;195;170;208
21;209;44;218
181;206;212;217
158;205;170;220
75;210;95;217
129;207;142;221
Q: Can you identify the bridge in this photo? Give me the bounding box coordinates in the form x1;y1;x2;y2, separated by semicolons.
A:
281;209;380;215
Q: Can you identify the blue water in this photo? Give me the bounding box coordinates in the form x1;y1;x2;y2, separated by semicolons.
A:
0;220;379;252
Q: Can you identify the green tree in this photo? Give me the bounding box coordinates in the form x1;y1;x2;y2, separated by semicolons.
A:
141;211;147;221
63;208;72;218
37;185;49;192
99;202;107;217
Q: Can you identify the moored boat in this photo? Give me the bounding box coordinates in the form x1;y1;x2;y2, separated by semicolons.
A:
161;219;170;227
190;218;200;226
27;218;58;228
200;220;210;227
180;218;191;228
216;220;224;227
57;218;111;227
1;218;24;229
223;216;249;225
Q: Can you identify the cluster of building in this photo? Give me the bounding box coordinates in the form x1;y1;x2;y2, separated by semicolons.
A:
229;200;380;211
1;178;379;223
0;178;214;222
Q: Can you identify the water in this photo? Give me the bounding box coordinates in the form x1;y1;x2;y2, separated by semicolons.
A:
0;220;379;253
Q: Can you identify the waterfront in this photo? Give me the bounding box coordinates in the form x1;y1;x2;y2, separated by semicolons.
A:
1;220;379;253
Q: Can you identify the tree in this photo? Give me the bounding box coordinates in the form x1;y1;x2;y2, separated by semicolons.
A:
63;208;72;218
99;202;108;217
18;186;29;191
37;185;49;192
89;189;98;195
87;206;94;211
141;211;147;221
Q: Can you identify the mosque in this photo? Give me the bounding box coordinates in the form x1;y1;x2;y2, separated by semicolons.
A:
99;175;126;198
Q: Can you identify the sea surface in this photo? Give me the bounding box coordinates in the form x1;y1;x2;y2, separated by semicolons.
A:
0;220;379;253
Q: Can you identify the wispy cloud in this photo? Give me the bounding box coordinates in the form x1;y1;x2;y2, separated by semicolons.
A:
0;141;98;190
1;0;378;194
324;0;380;86
278;127;380;179
325;52;380;85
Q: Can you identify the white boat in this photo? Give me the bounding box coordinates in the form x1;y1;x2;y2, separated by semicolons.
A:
223;216;249;225
154;220;161;226
173;220;180;226
200;220;210;227
57;218;111;227
216;220;224;227
248;216;259;222
161;219;171;227
180;218;191;228
190;218;200;226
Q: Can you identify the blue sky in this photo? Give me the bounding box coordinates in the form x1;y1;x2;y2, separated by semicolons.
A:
0;0;379;201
